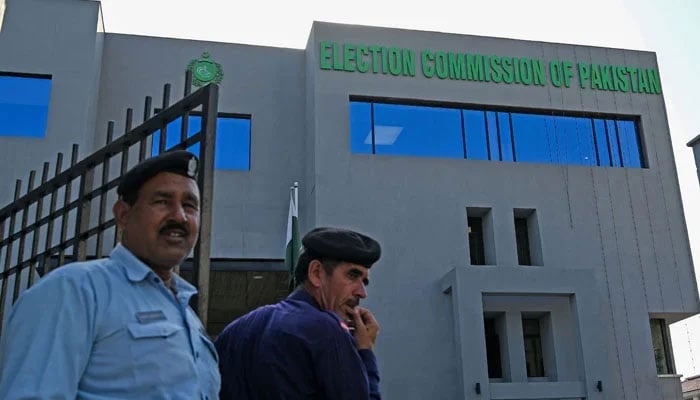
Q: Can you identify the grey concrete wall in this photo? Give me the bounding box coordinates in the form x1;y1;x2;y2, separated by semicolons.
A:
0;0;104;206
95;34;306;259
306;21;698;399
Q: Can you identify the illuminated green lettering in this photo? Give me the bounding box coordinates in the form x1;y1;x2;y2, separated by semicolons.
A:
320;41;333;70
627;67;639;92
490;56;502;83
590;64;602;90
369;46;382;73
357;46;370;73
466;54;485;81
647;69;662;94
616;67;629;92
562;61;573;88
448;52;466;80
501;57;514;84
421;50;435;78
388;47;402;76
435;51;449;79
344;44;356;72
402;49;415;76
600;65;613;90
577;63;590;88
532;60;545;86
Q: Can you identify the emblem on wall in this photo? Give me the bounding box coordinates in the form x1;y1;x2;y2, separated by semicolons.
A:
187;52;224;87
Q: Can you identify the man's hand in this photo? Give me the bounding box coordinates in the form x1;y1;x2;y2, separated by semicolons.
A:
351;307;379;350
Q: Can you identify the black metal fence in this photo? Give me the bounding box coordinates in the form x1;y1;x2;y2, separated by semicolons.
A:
0;72;218;335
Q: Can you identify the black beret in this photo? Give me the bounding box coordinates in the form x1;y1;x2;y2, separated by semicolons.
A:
302;227;381;268
117;150;198;200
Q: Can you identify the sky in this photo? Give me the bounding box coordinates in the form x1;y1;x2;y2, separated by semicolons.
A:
99;0;700;377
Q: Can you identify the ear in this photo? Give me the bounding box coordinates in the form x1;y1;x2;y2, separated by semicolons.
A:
112;199;131;229
307;259;324;288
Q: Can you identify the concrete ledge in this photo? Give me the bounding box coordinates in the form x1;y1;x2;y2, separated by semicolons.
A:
490;381;586;399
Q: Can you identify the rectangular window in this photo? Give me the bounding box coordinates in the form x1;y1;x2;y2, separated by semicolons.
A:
514;209;543;266
467;207;496;265
350;99;645;168
484;314;505;379
152;113;251;170
522;317;546;378
650;318;674;374
0;73;52;138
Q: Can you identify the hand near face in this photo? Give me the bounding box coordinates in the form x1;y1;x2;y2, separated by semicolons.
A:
351;307;379;350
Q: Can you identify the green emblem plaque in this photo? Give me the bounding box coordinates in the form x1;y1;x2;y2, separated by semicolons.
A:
187;52;223;86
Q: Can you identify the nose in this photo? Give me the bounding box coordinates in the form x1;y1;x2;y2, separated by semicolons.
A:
169;204;188;223
355;282;367;299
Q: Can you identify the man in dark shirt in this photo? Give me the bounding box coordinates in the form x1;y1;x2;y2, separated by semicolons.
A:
215;227;382;400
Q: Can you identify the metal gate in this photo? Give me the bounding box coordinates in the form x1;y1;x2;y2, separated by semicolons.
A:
0;72;218;335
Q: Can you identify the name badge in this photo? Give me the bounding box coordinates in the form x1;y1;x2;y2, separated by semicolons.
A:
136;310;167;324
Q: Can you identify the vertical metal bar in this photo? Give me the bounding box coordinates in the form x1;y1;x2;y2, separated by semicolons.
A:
28;162;50;287
0;180;23;336
159;84;171;153
192;83;219;328
44;153;63;275
180;72;192;147
115;114;133;248
58;145;79;266
140;98;152;161
13;172;35;302
74;167;94;262
96;122;114;258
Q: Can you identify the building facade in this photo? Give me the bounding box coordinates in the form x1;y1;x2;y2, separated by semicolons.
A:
0;0;698;399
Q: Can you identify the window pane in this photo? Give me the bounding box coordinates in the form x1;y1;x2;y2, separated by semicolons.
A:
350;101;373;154
606;120;622;167
650;319;672;374
522;318;546;377
463;110;488;160
511;113;556;164
593;119;610;167
0;75;51;138
484;317;503;379
373;103;463;158
617;120;642;168
552;116;596;166
486;111;500;161
152;115;251;170
498;112;514;162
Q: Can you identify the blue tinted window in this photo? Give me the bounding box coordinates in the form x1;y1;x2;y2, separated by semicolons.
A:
349;101;373;154
0;75;52;138
350;100;643;168
606;120;622;167
497;112;514;162
511;113;556;164
152;115;251;170
372;103;463;158
593;119;610;166
486;112;500;161
463;110;488;160
552;116;596;166
616;120;642;167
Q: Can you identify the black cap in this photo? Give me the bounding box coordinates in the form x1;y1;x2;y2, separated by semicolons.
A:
301;227;381;268
117;150;198;203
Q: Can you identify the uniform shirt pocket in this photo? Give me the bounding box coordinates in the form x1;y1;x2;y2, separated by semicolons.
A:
126;322;192;391
128;321;183;339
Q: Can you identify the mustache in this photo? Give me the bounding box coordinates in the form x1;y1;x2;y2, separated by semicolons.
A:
346;298;360;308
159;221;189;235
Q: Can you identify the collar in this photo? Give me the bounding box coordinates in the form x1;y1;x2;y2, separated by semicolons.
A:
288;288;322;309
110;244;197;296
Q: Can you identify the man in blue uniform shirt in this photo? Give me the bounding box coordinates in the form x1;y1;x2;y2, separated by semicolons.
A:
216;227;382;400
0;150;221;399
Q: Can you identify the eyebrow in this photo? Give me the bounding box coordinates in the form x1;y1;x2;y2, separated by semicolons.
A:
153;190;199;204
349;267;370;286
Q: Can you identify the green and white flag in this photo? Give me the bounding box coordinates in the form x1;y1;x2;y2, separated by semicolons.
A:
285;182;300;291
